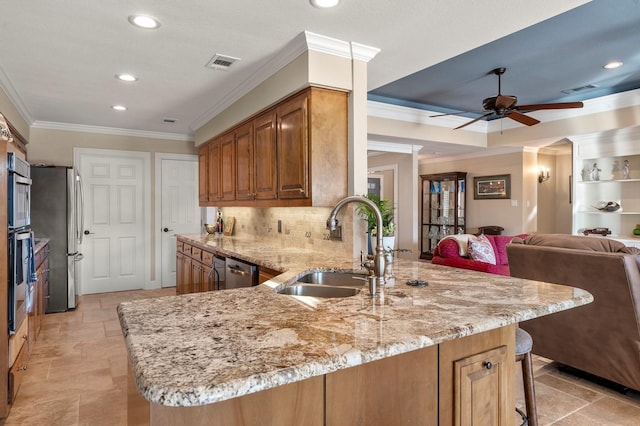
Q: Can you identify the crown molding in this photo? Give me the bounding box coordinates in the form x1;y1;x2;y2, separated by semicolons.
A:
351;42;381;62
367;100;489;132
0;64;33;125
31;121;194;141
420;145;526;164
305;31;352;59
368;140;415;154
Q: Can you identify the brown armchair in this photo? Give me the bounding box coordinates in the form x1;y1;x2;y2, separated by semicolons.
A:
506;234;640;391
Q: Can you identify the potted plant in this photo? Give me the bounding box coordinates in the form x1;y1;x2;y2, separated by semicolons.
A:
356;193;396;252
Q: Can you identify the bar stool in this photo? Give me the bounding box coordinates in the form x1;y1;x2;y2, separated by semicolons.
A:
516;327;538;426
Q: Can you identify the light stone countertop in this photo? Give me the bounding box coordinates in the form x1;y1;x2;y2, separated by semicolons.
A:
118;234;593;407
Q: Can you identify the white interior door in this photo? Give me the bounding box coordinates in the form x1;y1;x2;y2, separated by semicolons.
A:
76;149;149;294
159;155;200;287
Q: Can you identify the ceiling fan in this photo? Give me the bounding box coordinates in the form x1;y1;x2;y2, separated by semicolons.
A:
431;67;584;130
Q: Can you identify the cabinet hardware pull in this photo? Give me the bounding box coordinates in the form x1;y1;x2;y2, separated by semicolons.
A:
484;361;493;370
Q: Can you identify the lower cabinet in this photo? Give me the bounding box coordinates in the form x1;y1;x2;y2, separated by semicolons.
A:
130;326;515;425
8;241;49;405
176;239;216;295
440;324;515;425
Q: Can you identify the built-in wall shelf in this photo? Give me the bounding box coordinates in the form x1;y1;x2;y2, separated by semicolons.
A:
573;146;640;238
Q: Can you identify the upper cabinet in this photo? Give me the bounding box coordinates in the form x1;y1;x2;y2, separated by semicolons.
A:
277;90;309;201
198;87;348;207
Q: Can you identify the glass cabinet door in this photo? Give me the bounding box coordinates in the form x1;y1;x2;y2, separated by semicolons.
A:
420;172;467;260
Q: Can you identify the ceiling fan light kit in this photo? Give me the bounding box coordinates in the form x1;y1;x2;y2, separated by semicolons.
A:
437;67;584;129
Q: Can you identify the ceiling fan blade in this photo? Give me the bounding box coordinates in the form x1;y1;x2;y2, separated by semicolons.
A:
453;112;493;130
506;110;540;126
495;95;517;110
516;101;584;111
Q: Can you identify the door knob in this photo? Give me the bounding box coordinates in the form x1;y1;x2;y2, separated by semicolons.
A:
163;227;174;233
83;230;94;235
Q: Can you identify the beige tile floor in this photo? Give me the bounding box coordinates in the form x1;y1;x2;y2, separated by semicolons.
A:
1;288;639;425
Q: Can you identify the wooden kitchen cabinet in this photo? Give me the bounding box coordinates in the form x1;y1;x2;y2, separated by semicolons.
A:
9;241;49;405
440;324;515;425
197;86;347;207
176;251;192;295
176;239;216;294
131;326;515;425
235;121;254;201
219;132;236;201
326;344;438;425
207;141;221;201
277;89;309;201
198;148;208;203
253;110;278;201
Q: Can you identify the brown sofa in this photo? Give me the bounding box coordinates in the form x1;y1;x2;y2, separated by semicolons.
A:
506;234;640;391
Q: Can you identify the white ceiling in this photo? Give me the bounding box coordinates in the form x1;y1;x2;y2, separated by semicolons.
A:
0;0;590;139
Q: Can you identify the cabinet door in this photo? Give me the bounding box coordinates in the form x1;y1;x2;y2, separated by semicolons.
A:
207;141;221;201
198;147;208;203
254;111;277;200
454;346;509;426
176;252;191;294
191;261;204;293
220;132;236;201
235;122;254;200
439;325;515;426
277;92;309;200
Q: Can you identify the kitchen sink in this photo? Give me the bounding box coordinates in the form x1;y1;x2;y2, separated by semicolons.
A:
297;271;368;287
278;284;360;298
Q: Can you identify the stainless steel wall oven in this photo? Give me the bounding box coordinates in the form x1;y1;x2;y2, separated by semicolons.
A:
8;228;33;334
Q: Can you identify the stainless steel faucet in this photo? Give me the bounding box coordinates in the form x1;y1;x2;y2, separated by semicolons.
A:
326;195;385;283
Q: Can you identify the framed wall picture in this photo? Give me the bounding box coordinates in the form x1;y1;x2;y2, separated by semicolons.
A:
473;174;511;199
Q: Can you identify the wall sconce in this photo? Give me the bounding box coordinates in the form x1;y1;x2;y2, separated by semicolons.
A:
538;168;550;183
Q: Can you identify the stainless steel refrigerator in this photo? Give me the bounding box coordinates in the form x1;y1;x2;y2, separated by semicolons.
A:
30;166;84;312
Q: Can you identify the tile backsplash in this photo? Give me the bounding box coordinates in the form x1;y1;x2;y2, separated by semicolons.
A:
211;206;362;257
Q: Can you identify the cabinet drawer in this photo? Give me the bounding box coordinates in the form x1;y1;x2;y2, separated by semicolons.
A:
191;246;202;260
8;342;29;404
8;318;28;367
181;243;192;254
201;250;214;266
176;241;184;252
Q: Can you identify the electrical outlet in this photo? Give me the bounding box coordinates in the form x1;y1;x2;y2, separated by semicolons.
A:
278;220;282;233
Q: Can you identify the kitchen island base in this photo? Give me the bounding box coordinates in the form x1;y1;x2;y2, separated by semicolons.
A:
128;325;514;426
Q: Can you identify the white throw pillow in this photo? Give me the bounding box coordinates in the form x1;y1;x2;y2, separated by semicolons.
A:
468;234;497;265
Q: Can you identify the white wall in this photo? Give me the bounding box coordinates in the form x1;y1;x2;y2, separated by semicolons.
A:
419;151;530;236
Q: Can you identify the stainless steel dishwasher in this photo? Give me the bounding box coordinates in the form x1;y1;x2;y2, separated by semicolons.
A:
224;257;258;289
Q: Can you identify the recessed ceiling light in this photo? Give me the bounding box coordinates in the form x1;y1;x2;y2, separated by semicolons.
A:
115;73;138;82
310;0;340;8
603;61;623;69
128;15;160;29
111;105;127;111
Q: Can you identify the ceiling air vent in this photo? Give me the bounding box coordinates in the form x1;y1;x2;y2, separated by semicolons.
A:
561;84;598;95
205;54;241;70
163;118;177;123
